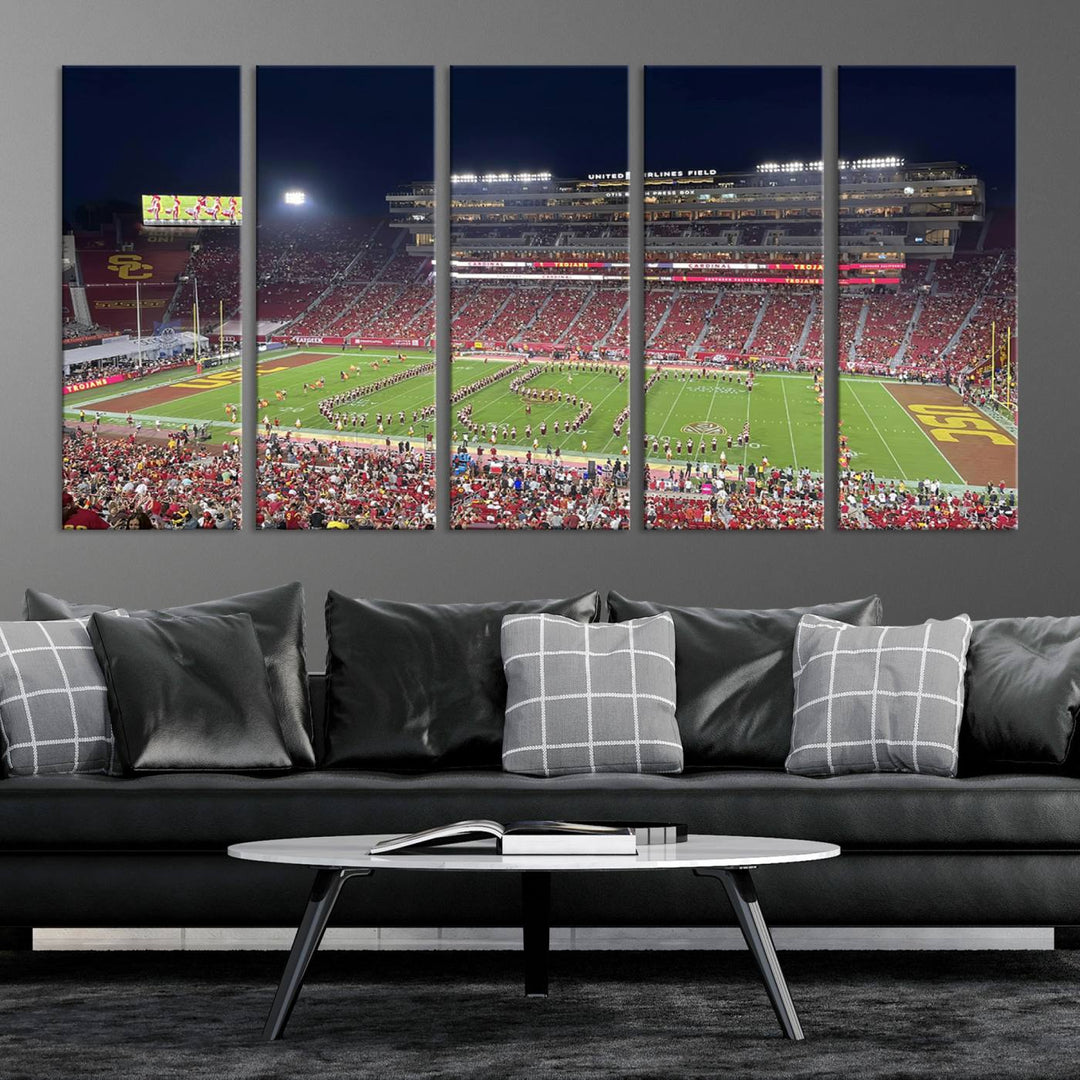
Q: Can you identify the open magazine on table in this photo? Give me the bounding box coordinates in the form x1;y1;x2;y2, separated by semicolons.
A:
369;820;687;856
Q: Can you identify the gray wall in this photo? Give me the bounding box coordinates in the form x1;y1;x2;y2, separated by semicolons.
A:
1;0;1076;661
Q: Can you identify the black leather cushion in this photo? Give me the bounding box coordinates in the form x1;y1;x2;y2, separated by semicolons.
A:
960;616;1080;772
3;768;1080;851
88;611;292;774
323;590;601;770
24;584;314;768
607;593;883;767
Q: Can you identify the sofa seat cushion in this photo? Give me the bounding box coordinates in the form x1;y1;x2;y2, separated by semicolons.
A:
3;770;1080;851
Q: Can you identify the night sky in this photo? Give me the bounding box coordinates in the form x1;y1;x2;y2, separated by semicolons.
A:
841;67;1015;205
63;67;239;225
257;67;433;218
452;67;627;177
63;64;1015;226
646;67;821;173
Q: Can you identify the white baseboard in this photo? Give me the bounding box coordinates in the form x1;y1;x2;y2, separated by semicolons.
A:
31;925;1055;952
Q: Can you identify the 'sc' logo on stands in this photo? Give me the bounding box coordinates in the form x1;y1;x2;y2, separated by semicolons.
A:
108;253;153;281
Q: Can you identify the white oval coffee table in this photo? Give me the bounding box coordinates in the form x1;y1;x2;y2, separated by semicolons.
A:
229;833;839;1042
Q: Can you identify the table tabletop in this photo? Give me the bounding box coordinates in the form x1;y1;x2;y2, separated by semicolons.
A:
228;833;840;872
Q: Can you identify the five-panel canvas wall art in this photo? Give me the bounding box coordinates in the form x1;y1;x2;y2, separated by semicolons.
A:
61;65;1016;530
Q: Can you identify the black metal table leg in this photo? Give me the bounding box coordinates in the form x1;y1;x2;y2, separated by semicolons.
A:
695;867;804;1040
522;871;552;996
263;868;369;1041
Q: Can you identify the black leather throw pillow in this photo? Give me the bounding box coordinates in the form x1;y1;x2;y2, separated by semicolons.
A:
959;616;1080;772
24;583;314;768
88;611;292;774
607;593;883;768
323;590;602;770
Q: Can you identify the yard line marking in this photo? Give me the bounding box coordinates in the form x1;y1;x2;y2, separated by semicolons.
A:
653;374;691;444
741;385;753;469
846;379;964;485
846;380;908;480
780;375;799;471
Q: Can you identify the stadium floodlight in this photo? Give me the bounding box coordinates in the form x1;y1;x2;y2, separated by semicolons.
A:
838;157;904;170
283;190;307;205
451;171;552;184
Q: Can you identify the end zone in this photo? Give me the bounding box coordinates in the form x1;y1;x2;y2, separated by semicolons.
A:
886;383;1016;488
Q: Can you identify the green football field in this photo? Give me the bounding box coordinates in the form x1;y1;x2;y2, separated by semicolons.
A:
839;376;963;484
63;347;436;439
452;358;628;458
643;368;823;473
63;350;965;485
455;361;827;469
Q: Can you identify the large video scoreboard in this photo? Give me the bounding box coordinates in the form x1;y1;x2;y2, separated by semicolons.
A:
141;194;242;226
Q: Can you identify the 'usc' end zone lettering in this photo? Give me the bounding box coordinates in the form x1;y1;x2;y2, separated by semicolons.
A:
184;365;289;389
907;403;1014;446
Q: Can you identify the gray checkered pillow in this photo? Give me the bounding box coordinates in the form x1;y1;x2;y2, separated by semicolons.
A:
0;619;119;776
786;613;973;778
501;612;683;777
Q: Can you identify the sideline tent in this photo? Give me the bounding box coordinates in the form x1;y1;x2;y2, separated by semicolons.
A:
62;331;207;372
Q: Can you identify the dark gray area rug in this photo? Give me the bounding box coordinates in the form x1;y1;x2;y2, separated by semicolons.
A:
0;948;1075;1079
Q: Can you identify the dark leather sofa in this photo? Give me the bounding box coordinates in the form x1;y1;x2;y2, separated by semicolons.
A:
4;673;1080;935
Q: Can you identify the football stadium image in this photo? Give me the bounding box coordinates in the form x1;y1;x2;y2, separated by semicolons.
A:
60;66;1015;532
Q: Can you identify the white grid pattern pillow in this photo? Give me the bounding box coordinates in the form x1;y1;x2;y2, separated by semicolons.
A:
501;612;683;777
0;619;119;777
786;613;972;778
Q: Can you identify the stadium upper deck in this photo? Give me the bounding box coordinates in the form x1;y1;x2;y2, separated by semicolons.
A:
388;158;984;268
61;157;1006;372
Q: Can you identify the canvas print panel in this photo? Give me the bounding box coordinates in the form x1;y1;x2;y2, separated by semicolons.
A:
837;67;1017;530
450;66;630;530
255;67;435;530
62;67;241;530
643;67;824;530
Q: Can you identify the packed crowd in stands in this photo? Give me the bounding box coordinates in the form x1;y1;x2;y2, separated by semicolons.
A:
62;426;241;529
568;287;626;349
65;205;1015;383
255;218;430;338
646;463;823;530
256;218;385;286
365;284;432;338
839;471;1016;529
696;291;766;355
256;433;434;529
850;293;918;366
483;290;547;343
451;457;629;529
287;284;367;337
650;290;716;352
171;229;240;329
451;286;514;340
750;293;815;358
526;286;592;342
